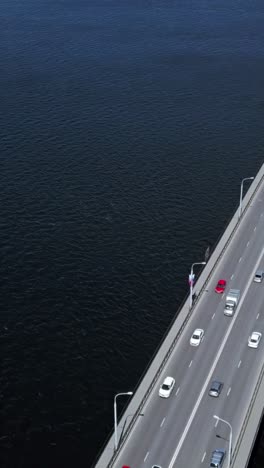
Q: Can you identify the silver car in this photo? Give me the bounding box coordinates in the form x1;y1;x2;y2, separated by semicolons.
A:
254;270;264;283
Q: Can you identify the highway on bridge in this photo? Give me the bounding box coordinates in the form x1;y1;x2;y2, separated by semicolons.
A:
113;181;264;468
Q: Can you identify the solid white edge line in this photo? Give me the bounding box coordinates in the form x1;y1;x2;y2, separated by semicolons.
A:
168;246;264;468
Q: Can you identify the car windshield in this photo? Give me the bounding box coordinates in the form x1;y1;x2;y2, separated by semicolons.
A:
251;338;257;343
193;334;199;339
162;384;170;390
218;282;224;287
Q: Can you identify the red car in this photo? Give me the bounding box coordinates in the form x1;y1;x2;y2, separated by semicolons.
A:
215;279;226;293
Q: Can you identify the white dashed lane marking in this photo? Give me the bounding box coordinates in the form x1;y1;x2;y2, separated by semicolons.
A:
201;452;206;463
160;417;166;427
227;387;231;396
144;452;149;462
211;313;215;320
189;360;193;368
175;387;180;396
238;360;242;368
256;313;260;320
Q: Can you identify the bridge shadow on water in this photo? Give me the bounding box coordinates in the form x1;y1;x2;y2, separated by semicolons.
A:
248;412;264;468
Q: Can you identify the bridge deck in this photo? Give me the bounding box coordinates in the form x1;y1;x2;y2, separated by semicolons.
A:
95;162;264;468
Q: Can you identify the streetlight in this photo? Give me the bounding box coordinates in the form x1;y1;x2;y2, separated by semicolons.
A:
189;262;206;309
114;392;133;451
213;415;233;468
239;177;254;218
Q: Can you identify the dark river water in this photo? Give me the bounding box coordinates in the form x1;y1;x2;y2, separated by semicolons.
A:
1;1;264;467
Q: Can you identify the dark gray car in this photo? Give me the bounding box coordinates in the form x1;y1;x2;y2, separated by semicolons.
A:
210;449;226;467
209;380;223;397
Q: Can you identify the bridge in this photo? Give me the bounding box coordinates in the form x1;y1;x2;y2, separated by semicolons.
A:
94;162;264;468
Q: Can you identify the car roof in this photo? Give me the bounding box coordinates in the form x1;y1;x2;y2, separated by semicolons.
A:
213;448;225;456
212;449;225;460
251;332;261;338
164;376;174;384
211;380;222;389
218;279;226;284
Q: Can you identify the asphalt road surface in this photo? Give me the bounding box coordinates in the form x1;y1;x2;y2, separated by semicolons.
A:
113;182;264;468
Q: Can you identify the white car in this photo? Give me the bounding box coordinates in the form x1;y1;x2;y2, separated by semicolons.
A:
159;376;175;398
190;328;204;346
253;270;264;283
248;331;262;348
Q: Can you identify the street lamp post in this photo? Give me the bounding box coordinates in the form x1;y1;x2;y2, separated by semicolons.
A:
114;391;133;451
213;415;233;468
239;177;254;219
189;262;206;309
